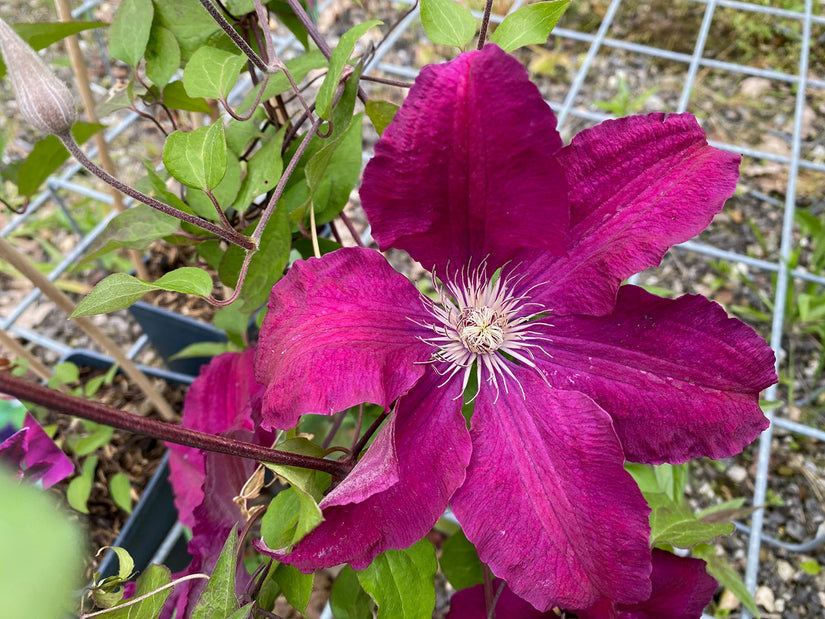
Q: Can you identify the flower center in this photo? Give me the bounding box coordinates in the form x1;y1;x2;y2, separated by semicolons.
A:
415;262;550;398
459;307;506;353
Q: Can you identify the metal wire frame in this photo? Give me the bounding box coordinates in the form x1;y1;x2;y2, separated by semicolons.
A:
1;0;823;616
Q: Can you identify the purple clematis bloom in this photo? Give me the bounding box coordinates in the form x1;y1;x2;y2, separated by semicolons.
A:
0;411;73;487
254;44;776;610
447;549;718;618
165;349;275;617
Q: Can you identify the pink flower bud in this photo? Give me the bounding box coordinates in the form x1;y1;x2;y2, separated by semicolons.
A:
0;17;76;135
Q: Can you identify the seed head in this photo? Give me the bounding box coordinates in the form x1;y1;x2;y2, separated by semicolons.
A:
0;17;76;135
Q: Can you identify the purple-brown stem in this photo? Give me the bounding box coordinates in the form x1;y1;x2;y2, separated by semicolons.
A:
477;0;495;51
251;114;324;246
58;132;255;251
0;371;350;478
483;564;496;619
347;409;389;463
198;0;270;74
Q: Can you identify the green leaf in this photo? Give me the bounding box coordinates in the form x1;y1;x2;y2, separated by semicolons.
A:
154;267;214;295
693;544;760;618
72;274;154;317
170;341;233;361
800;560;822;575
316;21;381;119
653;462;687;503
163;123;227;190
330;565;373;619
440;530;483;590
237;50;328;113
265;438;330;501
225;108;267;155
419;0;476;48
151;0;223;61
109;0;154;66
145;24;180;87
106;546;137;582
260;486;323;549
365;100;399;136
67;455;98;514
82;205;181;263
71;423;114;456
0;470;85;619
191;528;240;618
647;493;734;548
356;538;437;619
109;472;133;514
489;1;569;52
187;151;242;220
272;563;314;612
160;80;212;113
626;462;660;495
232;126;285;213
72;268;213;317
136;159;191;213
226;604;253;619
49;361;80;387
106;564;173;619
305;113;363;224
17;122;104;197
219;204;290;312
184;47;247;99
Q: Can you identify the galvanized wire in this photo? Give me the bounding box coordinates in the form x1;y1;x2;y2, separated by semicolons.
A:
1;0;823;615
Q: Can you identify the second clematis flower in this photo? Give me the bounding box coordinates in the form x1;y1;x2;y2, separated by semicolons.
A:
254;44;777;611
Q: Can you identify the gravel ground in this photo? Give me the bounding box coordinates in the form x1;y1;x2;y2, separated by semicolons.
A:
1;0;824;617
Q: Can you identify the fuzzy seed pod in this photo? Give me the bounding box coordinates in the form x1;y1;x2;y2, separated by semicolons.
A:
0;17;76;135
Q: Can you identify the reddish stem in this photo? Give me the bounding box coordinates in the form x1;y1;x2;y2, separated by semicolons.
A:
0;371;349;478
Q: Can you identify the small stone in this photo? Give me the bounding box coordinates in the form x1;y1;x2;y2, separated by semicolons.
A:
819;591;825;607
754;586;775;612
718;588;741;611
777;559;795;581
739;76;772;98
786;520;806;542
775;598;785;613
726;464;748;484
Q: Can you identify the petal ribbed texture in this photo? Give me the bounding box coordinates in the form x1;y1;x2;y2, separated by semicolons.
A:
361;44;568;279
534;285;775;463
256;247;432;429
451;368;652;610
515;113;741;316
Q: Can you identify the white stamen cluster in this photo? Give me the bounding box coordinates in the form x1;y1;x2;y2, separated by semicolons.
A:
418;263;550;399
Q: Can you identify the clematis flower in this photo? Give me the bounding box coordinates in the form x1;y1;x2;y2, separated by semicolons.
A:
447;549;718;618
254;44;776;610
165;349;274;617
0;411;73;487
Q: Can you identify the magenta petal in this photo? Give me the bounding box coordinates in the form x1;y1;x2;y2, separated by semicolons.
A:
447;579;554;619
450;369;652;611
619;549;717;619
259;369;471;571
255;247;432;430
517;113;741;316
361;44;568;277
167;348;263;526
535;285;776;463
0;413;74;488
575;550;717;619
